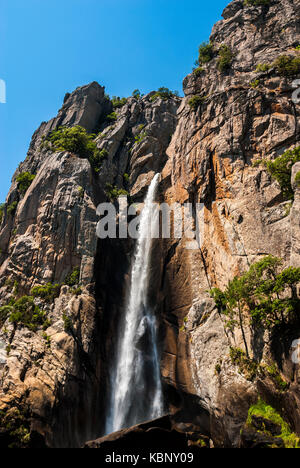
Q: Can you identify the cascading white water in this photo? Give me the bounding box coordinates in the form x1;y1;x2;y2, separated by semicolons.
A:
105;173;163;435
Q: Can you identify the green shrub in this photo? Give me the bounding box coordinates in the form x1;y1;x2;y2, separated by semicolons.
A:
134;131;148;144
71;287;82;296
150;87;179;102
250;79;260;88
31;283;61;303
193;67;204;77
106;112;117;122
198;42;214;65
229;347;259;381
262;146;300;199
265;363;289;391
0;305;13;327
62;312;72;332
0;203;5;223
244;0;271;5
89;148;108;173
295;45;300;51
77;186;84;199
132;89;142;99
64;267;80;287
105;184;129;201
123;173;130;183
42;332;51;348
9;296;47;332
247;399;300;448
188;95;207;110
7;201;18;217
255;63;271;73
16;172;35;195
217;45;234;72
42;126;105;173
272;55;300;76
111;96;127;109
295;171;300;188
0;408;31;448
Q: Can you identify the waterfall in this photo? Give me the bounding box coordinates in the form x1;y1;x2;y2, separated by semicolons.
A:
105;173;163;435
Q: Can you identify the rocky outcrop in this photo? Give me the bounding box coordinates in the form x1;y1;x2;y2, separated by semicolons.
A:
0;0;299;449
84;415;209;450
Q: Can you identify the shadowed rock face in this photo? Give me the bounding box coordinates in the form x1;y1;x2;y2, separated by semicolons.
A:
84;415;209;450
0;0;300;449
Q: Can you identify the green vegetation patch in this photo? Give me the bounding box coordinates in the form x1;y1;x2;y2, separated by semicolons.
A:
7;201;18;217
244;0;271;6
295;171;300;188
258;146;300;200
217;45;234;72
193;67;204;77
250;79;260;88
111;96;127;109
229;347;259;381
0;305;13;327
188;95;207;110
150;87;179;102
198;42;214;65
265;362;289;391
31;283;61;303
9;296;48;332
0;407;31;448
41;125;106;173
64;267;80;287
63;312;72;333
106;112;118;122
255;63;271;73
105;184;129;201
272;55;300;77
210;255;300;356
16;172;36;195
247;399;300;448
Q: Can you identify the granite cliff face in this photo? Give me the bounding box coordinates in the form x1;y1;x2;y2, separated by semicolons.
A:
0;0;300;448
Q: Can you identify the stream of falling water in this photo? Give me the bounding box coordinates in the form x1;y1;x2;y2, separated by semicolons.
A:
105;173;164;435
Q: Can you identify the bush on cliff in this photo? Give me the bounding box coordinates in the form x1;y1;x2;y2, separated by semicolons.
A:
272;55;300;77
0;408;31;448
7;201;18;217
64;267;80;287
111;96;127;109
244;0;271;6
105;184;129;201
258;146;300;200
210;255;300;356
9;296;47;332
16;172;36;195
31;283;61;303
188;95;207;110
42;126;105;173
150;87;179;102
217;45;234;72
198;42;214;65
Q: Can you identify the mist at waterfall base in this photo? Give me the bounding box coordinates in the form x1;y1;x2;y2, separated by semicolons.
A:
105;174;164;436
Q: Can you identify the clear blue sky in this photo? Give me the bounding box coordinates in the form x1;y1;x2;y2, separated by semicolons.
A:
0;0;229;201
